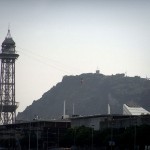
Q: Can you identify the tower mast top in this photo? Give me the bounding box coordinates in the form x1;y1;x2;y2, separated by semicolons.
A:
3;28;15;44
6;28;12;39
1;29;18;58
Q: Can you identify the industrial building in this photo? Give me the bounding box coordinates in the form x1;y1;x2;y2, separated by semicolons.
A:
70;104;150;130
71;114;150;130
123;104;150;115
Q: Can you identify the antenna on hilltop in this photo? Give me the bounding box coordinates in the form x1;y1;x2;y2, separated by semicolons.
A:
96;66;100;74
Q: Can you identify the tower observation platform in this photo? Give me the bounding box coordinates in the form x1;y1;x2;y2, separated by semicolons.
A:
0;29;19;124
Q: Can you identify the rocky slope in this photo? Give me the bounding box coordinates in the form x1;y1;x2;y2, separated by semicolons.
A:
17;73;150;120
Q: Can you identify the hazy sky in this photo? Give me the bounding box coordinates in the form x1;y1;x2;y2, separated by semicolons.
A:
0;0;150;113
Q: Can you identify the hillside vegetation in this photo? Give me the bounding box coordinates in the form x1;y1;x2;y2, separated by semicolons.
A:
17;73;150;120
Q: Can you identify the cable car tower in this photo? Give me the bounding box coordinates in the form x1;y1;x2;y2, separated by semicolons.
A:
0;29;19;124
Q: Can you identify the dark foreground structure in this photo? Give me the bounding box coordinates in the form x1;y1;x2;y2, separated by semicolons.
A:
0;120;70;149
0;115;150;149
69;114;150;150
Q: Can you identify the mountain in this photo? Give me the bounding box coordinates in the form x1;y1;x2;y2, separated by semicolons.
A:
17;73;150;120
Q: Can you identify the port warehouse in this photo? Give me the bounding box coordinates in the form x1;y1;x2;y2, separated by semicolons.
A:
0;115;150;147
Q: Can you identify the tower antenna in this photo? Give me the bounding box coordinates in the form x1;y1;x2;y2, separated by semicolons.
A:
6;23;12;39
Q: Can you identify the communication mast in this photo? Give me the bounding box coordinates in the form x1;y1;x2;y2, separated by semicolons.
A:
0;29;19;124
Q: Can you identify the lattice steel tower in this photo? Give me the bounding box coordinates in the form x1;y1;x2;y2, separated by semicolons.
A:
0;29;19;124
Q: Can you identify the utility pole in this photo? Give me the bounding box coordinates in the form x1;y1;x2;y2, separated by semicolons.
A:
91;125;94;150
37;122;38;150
29;121;31;150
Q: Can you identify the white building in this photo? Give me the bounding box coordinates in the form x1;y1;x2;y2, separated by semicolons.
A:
123;104;150;115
